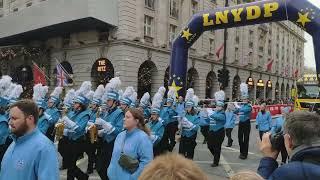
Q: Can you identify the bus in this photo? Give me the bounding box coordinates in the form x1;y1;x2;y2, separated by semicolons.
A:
294;74;320;111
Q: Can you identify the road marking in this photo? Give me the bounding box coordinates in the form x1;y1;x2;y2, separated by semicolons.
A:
194;161;245;165
222;146;256;155
220;154;234;178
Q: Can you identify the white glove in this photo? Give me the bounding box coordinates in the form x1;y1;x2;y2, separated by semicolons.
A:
87;121;94;127
150;134;158;144
44;112;53;122
96;118;113;132
181;118;193;129
234;102;240;109
63;117;77;129
63;129;75;136
57;118;64;123
98;129;105;137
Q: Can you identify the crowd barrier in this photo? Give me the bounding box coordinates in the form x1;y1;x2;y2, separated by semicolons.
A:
250;104;294;120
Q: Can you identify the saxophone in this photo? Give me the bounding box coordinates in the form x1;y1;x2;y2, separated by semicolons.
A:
88;124;98;144
54;108;67;141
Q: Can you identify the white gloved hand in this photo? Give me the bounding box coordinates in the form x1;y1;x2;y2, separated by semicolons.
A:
234;102;240;109
63;129;75;136
87;121;94;127
63;117;77;129
150;134;158;144
44;112;53;122
98;129;105;137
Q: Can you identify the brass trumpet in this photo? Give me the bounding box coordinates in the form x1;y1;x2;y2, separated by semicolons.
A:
55;122;65;141
88;125;98;144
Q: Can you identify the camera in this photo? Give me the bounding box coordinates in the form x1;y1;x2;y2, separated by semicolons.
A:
270;132;284;151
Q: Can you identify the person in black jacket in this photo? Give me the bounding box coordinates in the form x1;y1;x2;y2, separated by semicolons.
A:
257;111;320;179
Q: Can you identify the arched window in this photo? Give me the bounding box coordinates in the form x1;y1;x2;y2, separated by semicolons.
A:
138;60;158;98
91;58;114;88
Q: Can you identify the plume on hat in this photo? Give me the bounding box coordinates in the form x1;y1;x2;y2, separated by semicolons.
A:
9;84;23;99
167;87;176;100
93;85;105;100
87;90;95;102
76;81;92;97
105;77;121;93
51;87;63;98
63;89;76;105
158;86;166;97
122;86;135;100
0;76;12;96
140;92;150;107
185;88;194;102
33;84;48;101
240;83;248;95
4;83;16;97
214;90;225;102
152;92;163;109
193;95;199;107
131;92;137;105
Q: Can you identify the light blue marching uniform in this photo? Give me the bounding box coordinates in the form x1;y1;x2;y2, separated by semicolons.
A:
89;109;97;123
225;111;236;129
175;102;185;117
199;110;210;127
271;116;285;134
107;128;153;180
147;120;164;146
0;114;9;146
37;115;50;135
65;110;91;141
160;106;177;126
0;129;59;180
143;108;151;120
256;111;272;131
209;110;226;132
45;108;60;126
181;114;200;137
100;107;124;143
236;104;252;122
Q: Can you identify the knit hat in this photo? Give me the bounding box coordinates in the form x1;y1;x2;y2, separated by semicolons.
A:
63;89;76;109
49;87;63;106
92;85;105;106
120;86;136;106
167;87;176;103
74;81;93;106
33;84;49;109
185;88;195;108
151;92;163;115
139;92;150;108
102;77;122;101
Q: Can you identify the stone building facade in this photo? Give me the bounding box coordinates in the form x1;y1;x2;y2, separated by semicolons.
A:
0;0;305;101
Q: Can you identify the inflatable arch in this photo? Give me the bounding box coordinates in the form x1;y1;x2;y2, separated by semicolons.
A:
169;0;320;96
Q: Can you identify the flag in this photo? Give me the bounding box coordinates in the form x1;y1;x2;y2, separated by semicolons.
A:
33;62;46;85
56;64;68;87
265;59;274;71
215;43;224;59
294;69;299;77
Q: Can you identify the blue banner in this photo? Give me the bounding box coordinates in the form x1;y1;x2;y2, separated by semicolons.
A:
169;0;320;96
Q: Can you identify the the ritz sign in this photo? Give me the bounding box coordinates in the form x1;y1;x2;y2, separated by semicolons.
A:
97;59;107;72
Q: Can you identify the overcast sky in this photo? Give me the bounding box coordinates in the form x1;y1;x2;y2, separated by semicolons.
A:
304;0;319;70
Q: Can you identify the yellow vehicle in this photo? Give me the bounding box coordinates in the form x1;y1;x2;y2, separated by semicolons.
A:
293;74;320;111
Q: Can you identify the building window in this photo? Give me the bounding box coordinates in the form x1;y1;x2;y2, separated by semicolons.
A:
145;0;154;9
191;0;198;15
169;24;177;44
144;15;153;37
169;0;179;18
0;0;3;8
235;47;239;60
209;38;214;54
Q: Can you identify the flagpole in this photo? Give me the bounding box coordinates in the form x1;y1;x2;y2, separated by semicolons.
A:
54;58;72;79
32;61;51;81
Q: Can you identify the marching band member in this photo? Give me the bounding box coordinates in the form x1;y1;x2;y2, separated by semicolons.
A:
256;103;272;140
58;89;76;170
235;83;252;160
85;84;104;174
178;88;200;160
207;90;226;167
138;92;151;121
199;103;210;144
225;103;236;147
130;92;138;108
175;96;185;117
0;76;12;164
32;84;50;134
107;108;153;180
148;92;165;157
95;77;124;180
63;81;93;180
160;88;178;152
119;86;136;113
45;87;63;141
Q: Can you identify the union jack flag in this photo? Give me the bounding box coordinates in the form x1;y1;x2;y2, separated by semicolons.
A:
56;64;68;87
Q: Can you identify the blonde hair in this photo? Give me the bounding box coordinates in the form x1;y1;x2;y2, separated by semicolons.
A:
139;153;208;180
230;171;263;180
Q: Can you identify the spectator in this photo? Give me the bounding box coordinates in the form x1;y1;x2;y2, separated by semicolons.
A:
139;153;208;180
0;100;59;180
230;170;263;180
257;111;320;179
